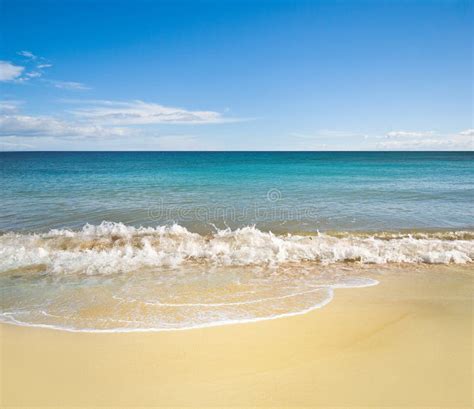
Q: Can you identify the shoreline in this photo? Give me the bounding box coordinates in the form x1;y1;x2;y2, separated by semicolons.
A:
0;277;379;334
1;264;472;408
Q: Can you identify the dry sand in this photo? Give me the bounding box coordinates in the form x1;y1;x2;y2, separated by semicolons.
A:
1;264;472;408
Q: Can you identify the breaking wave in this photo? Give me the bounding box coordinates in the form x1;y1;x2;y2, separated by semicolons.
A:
1;222;473;276
1;222;472;332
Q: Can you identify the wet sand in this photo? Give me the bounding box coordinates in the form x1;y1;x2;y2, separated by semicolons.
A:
1;264;472;408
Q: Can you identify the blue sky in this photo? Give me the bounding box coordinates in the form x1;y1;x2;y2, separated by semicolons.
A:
0;0;472;150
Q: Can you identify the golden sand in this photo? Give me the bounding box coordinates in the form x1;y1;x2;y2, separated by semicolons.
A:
1;264;472;408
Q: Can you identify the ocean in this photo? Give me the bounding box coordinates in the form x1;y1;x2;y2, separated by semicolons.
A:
1;151;473;331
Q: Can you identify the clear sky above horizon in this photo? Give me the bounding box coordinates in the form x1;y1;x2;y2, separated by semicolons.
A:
0;0;472;151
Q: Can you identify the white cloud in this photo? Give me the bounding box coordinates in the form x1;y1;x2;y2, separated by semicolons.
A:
0;61;25;81
0;99;240;151
376;138;466;150
386;130;434;138
377;139;430;149
0;114;130;138
459;129;474;136
1;52;51;83
48;80;90;90
25;71;42;79
17;51;54;71
0;100;22;114
0;98;236;144
69;99;236;125
290;128;473;151
3;51;86;88
376;130;473;150
17;50;37;60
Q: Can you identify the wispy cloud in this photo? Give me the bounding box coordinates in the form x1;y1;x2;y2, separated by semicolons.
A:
2;51;53;82
17;50;37;60
0;99;236;144
69;99;238;125
0;100;22;113
0;61;25;82
386;130;435;138
25;71;42;79
1;51;88;90
0;113;131;139
376;129;473;150
290;128;473;151
459;129;474;137
46;80;90;90
0;105;130;139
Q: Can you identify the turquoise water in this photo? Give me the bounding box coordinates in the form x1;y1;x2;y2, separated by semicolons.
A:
1;151;473;332
1;151;473;233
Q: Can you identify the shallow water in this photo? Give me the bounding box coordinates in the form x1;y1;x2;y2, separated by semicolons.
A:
0;222;472;332
0;261;378;332
1;152;472;331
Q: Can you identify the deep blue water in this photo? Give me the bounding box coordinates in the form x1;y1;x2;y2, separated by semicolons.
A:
1;151;473;233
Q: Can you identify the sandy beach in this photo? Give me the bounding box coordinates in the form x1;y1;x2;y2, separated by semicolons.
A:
2;0;473;406
1;264;472;408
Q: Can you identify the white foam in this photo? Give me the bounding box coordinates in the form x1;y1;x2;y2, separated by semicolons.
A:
4;221;471;332
0;222;472;275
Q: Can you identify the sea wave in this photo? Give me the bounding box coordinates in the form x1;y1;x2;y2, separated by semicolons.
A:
1;222;473;275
